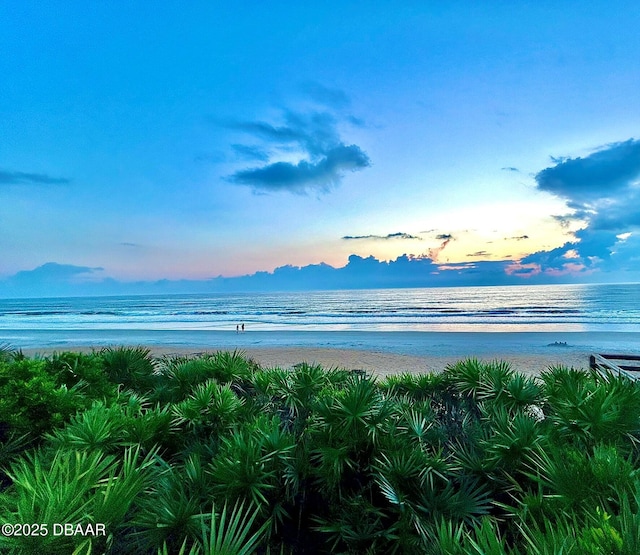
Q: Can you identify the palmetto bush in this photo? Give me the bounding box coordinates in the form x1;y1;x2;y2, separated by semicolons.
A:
155;356;225;403
155;356;217;403
541;366;640;453
206;349;259;384
4;350;640;553
0;357;87;438
378;371;448;402
46;402;128;452
477;404;545;478
172;379;245;437
44;350;117;403
100;346;159;394
0;446;159;554
209;415;296;521
309;375;393;498
153;350;258;404
0;342;20;363
443;358;541;412
134;457;209;552
248;363;352;433
156;501;269;555
46;393;180;456
523;443;638;515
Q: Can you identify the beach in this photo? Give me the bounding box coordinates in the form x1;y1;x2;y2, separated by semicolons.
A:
228;347;592;377
24;344;591;377
5;285;640;378
19;331;619;377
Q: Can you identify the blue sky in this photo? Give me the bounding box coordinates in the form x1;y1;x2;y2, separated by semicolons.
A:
1;2;640;296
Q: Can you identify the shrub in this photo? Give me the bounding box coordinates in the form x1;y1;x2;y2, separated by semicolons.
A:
100;346;158;393
0;358;85;439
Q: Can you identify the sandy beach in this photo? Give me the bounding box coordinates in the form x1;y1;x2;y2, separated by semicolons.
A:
233;347;592;377
13;329;640;377
21;344;593;378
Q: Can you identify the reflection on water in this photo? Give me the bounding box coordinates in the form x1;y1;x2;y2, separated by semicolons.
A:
0;283;639;333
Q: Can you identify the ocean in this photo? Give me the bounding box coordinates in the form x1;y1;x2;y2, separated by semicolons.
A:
1;283;640;357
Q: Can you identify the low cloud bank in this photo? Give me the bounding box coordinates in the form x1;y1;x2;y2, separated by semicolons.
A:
0;253;616;299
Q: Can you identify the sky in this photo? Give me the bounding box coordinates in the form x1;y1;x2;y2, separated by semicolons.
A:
1;2;640;297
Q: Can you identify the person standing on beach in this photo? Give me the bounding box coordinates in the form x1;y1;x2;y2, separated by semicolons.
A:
236;324;239;333
241;323;245;332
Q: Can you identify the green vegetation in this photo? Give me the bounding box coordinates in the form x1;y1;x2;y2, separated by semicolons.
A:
1;348;639;553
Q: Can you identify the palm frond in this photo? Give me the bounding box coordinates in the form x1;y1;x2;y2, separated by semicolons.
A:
201;501;269;555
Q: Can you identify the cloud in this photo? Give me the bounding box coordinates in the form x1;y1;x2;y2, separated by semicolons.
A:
531;138;640;275
342;232;421;241
3;249;616;298
0;263;104;296
300;81;350;109
427;235;453;262
11;262;103;281
0;169;70;185
505;262;541;277
225;111;342;157
467;251;490;257
501;166;520;172
225;119;307;146
224;102;370;194
219;254;526;291
535;139;640;205
229;145;370;193
231;144;270;162
505;235;529;241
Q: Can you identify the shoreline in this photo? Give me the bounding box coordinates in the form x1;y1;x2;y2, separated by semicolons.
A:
9;329;640;377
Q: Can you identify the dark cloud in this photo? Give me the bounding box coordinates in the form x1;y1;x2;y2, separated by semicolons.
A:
501;166;520;172
231;144;270;162
0;169;70;185
3;263;104;296
229;145;370;193
224;106;370;194
435;233;454;240
532;138;640;275
535;139;640;205
12;262;103;279
342;232;421;241
467;251;490;257
0;263;127;298
588;193;640;231
505;235;529;241
300;82;350;109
